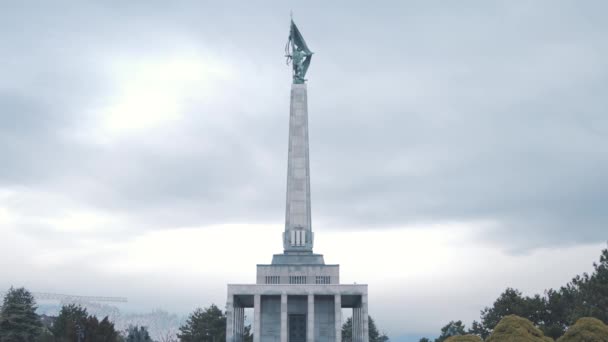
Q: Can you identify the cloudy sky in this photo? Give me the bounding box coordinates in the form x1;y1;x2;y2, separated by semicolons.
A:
1;1;607;340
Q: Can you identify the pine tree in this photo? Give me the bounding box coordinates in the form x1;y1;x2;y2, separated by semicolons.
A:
127;326;153;342
341;316;389;342
51;304;88;342
0;287;43;342
569;246;608;323
178;305;226;342
435;321;466;342
51;304;119;342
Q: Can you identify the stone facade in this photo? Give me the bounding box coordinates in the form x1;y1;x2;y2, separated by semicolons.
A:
226;84;369;342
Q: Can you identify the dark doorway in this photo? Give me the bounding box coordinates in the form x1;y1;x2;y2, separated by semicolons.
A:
289;314;306;342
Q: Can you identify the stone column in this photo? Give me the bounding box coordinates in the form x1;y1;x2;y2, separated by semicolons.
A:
362;294;369;342
356;306;363;342
254;295;261;342
226;295;234;342
238;307;244;342
307;294;314;342
238;307;242;342
334;294;342;342
280;293;288;342
235;306;241;342
352;307;358;342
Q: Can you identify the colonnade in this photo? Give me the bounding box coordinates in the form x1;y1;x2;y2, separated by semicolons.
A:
226;293;368;342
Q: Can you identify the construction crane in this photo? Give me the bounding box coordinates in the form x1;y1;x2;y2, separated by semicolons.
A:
0;291;127;303
33;293;127;303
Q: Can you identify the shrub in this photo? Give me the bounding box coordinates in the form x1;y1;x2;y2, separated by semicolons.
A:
445;334;483;342
486;315;554;342
556;317;608;342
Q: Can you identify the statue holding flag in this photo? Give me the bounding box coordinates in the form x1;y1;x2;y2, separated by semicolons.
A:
285;18;313;84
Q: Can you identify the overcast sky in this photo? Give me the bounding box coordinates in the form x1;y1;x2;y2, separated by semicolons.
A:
1;1;607;341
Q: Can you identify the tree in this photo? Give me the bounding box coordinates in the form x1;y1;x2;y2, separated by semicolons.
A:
51;304;88;342
539;289;573;339
51;304;119;342
478;288;547;337
127;326;153;342
567;246;608;323
435;321;466;342
37;328;55;342
368;317;389;342
0;287;43;342
418;339;431;342
341;316;389;342
486;315;553;342
178;305;226;342
556;317;608;342
92;316;120;342
466;321;486;340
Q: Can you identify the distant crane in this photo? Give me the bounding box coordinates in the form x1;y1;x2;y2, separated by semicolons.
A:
32;292;127;303
0;291;127;303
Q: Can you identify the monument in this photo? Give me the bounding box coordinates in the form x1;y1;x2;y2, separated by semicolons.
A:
226;19;369;342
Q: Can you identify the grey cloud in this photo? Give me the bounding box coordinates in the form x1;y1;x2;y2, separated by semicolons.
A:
1;1;607;251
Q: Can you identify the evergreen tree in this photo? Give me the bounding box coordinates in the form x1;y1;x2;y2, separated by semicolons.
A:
466;321;486;340
90;316;120;342
51;304;119;342
177;305;226;342
418;338;431;342
435;321;466;342
368;317;389;342
95;316;122;342
51;304;88;342
478;288;547;337
341;316;389;342
0;287;43;342
568;246;608;323
539;289;572;339
126;326;153;342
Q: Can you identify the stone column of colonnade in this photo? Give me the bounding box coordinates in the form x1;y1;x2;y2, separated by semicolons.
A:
334;294;342;342
352;307;359;342
253;295;261;342
236;306;244;342
238;307;245;342
226;296;245;342
226;295;234;342
362;294;369;342
280;294;288;342
307;294;315;342
351;294;370;342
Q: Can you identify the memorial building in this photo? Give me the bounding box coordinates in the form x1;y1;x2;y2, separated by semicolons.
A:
226;19;369;342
